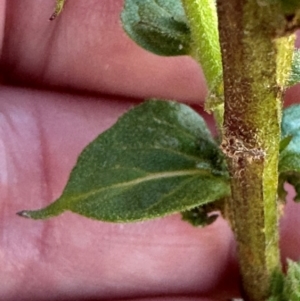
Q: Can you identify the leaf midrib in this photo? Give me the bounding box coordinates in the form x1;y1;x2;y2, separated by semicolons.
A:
66;169;214;204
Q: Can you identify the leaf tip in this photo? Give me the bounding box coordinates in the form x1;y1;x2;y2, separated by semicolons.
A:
49;13;57;21
16;209;48;219
49;0;66;21
16;202;64;220
16;210;32;218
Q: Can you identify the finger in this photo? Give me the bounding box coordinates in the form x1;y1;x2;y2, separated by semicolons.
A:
3;1;299;105
120;297;225;301
1;0;206;103
285;84;300;106
0;0;6;83
0;0;5;44
0;87;238;301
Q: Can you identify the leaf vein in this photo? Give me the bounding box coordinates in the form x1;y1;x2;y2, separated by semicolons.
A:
69;169;207;204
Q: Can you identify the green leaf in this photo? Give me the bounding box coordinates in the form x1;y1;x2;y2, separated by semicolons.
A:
121;0;191;56
283;260;300;301
279;104;300;201
181;205;218;227
279;135;293;152
287;49;300;87
18;100;230;222
268;269;285;301
279;105;300;172
268;261;300;301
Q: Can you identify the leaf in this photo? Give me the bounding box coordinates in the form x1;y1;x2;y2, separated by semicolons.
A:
279;104;300;201
18;100;230;222
181;205;218;227
283;260;300;301
268;260;300;301
121;0;191;56
268;268;285;301
279;135;292;152
287;49;300;87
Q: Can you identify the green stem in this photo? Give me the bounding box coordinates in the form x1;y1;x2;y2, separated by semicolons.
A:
181;0;295;299
181;0;224;130
216;1;294;300
181;0;222;90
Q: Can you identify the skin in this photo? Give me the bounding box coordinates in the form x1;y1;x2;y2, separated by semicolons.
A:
0;1;300;300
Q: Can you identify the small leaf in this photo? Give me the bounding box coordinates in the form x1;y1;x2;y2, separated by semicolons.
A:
181;205;218;227
268;268;285;301
121;0;191;56
268;261;300;301
283;260;300;301
279;105;300;201
287;49;300;87
279;135;293;152
19;100;230;222
279;105;300;170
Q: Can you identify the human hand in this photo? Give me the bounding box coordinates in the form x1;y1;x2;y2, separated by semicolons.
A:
1;1;300;300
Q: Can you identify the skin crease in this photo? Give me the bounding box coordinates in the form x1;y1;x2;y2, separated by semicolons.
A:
0;1;299;300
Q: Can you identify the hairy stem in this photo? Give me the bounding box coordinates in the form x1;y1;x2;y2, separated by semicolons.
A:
181;0;224;130
216;1;294;300
181;0;222;90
